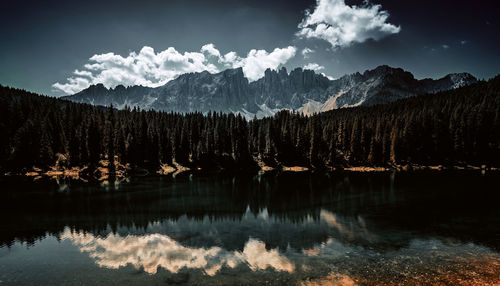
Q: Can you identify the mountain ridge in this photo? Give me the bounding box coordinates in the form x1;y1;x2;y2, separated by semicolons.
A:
63;65;477;118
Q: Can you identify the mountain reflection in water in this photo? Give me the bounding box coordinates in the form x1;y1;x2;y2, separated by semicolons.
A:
0;171;499;285
59;207;369;275
62;229;295;275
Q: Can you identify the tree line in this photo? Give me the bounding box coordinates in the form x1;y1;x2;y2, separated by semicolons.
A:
0;75;499;174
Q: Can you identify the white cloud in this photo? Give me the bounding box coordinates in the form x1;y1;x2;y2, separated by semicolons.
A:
303;63;325;71
53;77;91;94
442;44;450;49
301;47;315;58
321;73;335;80
53;44;296;95
73;70;93;77
460;40;467;45
227;47;297;81
201;43;221;58
296;0;401;48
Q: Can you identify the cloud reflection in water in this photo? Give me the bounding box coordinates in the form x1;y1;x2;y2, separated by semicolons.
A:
61;228;295;275
60;209;368;276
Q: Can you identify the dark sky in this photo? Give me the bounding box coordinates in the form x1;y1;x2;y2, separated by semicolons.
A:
1;0;499;96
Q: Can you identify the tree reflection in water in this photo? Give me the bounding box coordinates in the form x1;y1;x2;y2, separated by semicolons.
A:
0;171;499;284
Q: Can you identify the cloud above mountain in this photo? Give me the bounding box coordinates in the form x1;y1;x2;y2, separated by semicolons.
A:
301;48;315;58
303;63;325;71
230;46;297;82
296;0;401;48
51;0;399;95
53;45;296;95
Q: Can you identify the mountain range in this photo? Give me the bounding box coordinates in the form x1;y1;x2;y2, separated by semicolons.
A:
63;65;477;119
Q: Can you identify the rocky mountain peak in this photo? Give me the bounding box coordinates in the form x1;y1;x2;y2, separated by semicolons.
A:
363;65;413;80
113;85;126;92
445;73;477;87
87;83;107;91
63;65;478;120
279;67;288;76
223;67;244;78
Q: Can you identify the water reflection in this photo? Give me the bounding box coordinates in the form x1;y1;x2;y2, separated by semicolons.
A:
58;208;371;275
58;223;500;284
2;170;498;251
319;210;375;243
0;171;499;284
61;229;294;275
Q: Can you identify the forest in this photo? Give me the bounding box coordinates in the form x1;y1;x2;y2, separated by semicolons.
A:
0;75;499;176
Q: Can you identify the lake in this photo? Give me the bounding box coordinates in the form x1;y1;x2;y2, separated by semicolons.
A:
0;171;499;285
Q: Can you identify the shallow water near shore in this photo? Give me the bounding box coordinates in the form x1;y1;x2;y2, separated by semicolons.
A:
0;171;499;285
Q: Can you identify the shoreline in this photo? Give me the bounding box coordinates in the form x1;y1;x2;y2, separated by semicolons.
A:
3;163;498;181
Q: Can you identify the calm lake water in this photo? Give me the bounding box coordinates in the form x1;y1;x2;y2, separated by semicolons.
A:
0;171;499;285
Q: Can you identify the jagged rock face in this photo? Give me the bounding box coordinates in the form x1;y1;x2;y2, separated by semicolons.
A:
63;65;477;119
420;73;478;93
316;65;478;112
330;66;422;108
251;67;331;110
151;68;255;113
66;84;154;109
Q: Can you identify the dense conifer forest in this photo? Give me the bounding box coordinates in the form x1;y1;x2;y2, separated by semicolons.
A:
0;75;499;175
